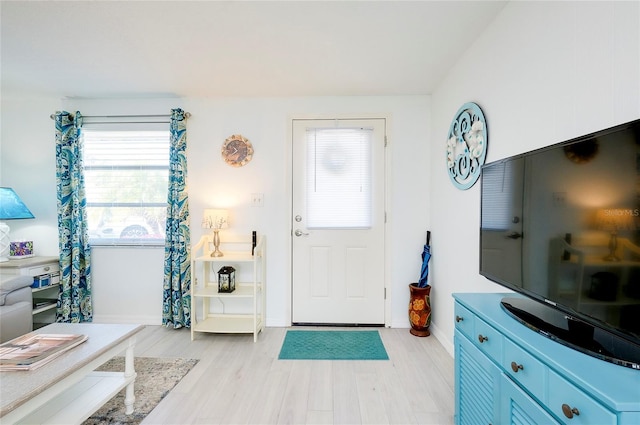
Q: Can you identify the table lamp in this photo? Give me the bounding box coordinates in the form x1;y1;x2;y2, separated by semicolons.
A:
596;208;636;261
202;209;229;257
0;187;35;262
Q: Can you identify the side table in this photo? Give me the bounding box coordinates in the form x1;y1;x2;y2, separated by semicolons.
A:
0;256;60;327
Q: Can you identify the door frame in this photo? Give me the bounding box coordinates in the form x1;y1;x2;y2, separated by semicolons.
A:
285;114;391;327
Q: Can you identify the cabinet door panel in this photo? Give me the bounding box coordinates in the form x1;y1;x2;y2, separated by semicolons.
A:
455;332;500;425
500;374;560;425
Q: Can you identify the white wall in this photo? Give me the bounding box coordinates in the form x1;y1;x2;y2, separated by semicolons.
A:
0;96;62;255
429;1;640;354
1;95;431;330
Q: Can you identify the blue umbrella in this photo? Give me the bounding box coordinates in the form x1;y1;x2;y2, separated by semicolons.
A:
418;231;431;288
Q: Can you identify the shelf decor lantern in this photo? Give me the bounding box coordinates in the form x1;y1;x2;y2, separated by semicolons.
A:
217;266;236;293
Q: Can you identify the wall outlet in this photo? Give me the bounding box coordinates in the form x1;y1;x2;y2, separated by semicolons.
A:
251;193;264;207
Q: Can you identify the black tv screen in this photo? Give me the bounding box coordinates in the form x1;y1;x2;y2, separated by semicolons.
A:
480;118;640;369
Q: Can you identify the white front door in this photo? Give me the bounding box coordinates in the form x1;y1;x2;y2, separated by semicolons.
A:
291;118;386;325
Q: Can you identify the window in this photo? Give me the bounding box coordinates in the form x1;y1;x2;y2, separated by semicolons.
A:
305;127;373;229
82;128;170;246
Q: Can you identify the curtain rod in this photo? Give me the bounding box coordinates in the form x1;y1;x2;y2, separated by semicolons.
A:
49;112;191;120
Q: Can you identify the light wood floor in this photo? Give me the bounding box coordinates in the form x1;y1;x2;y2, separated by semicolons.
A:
129;326;454;425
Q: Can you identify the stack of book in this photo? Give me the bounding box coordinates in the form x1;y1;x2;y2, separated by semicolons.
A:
0;333;88;371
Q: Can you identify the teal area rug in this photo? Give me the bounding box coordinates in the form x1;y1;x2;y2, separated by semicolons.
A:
278;330;389;360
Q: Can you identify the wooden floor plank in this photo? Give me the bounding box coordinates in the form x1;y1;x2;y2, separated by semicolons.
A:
332;361;362;425
248;369;291;424
308;360;333;412
356;370;390;424
277;361;312;424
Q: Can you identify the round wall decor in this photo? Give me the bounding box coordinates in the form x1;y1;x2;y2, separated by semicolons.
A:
222;134;254;167
446;102;488;190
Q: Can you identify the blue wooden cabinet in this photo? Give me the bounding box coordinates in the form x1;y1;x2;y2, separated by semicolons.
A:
454;293;640;425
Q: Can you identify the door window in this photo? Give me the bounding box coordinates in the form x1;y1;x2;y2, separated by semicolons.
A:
305;127;373;229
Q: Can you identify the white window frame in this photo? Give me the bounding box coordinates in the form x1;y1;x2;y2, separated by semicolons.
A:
82;119;170;247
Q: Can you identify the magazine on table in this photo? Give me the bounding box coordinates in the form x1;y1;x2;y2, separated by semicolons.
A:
0;333;88;371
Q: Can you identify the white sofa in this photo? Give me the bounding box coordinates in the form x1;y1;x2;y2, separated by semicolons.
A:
0;275;33;343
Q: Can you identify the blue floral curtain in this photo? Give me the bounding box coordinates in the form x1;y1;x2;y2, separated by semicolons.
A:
54;111;93;323
162;108;191;328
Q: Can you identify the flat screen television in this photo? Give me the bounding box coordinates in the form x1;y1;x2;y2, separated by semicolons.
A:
480;118;640;369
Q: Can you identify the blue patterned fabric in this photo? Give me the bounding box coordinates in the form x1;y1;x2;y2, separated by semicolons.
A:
54;111;93;323
162;108;191;328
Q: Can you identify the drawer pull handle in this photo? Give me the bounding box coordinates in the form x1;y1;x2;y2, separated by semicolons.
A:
478;334;488;343
510;362;523;373
455;315;464;323
44;266;50;271
561;404;580;419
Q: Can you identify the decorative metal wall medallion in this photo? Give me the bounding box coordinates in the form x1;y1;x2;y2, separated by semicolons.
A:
446;102;488;190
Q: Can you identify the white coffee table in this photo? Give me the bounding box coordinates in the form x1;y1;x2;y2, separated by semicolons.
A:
0;323;144;424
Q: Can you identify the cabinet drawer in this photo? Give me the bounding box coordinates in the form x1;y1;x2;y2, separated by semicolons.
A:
454;302;474;340
28;263;60;276
503;338;546;402
548;370;616;425
473;316;503;363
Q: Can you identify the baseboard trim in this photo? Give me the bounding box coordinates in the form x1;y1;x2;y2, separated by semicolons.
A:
429;322;454;357
92;314;160;325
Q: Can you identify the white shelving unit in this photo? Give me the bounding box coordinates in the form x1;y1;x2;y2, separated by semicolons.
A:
0;256;60;328
190;235;265;342
32;284;60;325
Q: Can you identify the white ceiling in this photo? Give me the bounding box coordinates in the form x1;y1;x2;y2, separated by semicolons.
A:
1;1;507;98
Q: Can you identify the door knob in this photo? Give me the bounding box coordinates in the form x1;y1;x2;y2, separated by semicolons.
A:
294;229;309;237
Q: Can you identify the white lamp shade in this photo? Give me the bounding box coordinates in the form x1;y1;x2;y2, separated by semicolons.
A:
202;209;229;230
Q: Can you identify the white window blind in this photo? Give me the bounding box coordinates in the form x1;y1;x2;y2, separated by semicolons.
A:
481;160;514;230
82;128;170;246
306;127;372;229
